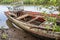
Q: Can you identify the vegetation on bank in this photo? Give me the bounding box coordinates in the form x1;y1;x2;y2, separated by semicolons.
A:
45;17;60;32
24;0;60;11
0;0;60;11
0;0;60;6
0;0;20;4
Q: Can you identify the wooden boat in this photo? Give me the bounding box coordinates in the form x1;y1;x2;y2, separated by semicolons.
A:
5;10;60;39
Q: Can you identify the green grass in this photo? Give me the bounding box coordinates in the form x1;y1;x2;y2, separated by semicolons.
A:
45;16;60;32
0;0;21;4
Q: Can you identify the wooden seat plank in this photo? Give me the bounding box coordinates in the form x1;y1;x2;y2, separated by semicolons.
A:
16;14;29;20
27;16;39;23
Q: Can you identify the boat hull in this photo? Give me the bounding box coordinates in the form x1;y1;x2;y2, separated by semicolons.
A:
5;11;60;39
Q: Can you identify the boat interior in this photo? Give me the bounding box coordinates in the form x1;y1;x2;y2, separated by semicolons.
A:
10;11;45;25
6;10;60;31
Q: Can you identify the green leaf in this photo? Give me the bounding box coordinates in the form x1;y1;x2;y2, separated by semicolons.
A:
45;25;50;30
2;33;8;39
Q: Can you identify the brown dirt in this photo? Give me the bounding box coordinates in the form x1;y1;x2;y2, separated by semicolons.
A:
0;25;40;40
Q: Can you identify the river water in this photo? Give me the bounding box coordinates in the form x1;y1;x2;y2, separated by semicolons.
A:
0;5;8;29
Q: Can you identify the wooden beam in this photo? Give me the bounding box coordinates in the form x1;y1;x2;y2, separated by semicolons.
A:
27;16;39;23
11;13;17;17
16;14;29;20
22;22;52;30
39;21;46;26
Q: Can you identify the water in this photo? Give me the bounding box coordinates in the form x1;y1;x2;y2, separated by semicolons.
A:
0;5;9;29
23;6;59;14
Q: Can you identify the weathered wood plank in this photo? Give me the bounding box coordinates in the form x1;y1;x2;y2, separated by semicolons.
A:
27;16;39;23
16;14;29;20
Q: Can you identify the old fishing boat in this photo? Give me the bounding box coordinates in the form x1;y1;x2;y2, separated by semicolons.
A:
5;9;60;39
